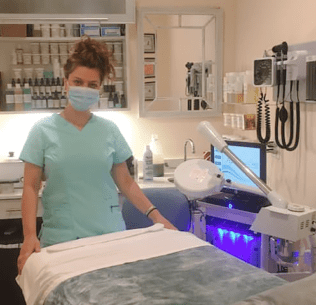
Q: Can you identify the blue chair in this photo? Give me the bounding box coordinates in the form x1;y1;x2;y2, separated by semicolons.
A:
121;188;191;231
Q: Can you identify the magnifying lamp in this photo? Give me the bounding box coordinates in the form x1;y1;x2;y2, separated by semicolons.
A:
173;121;316;242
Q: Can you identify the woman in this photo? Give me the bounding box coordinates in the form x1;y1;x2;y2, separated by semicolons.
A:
17;36;176;275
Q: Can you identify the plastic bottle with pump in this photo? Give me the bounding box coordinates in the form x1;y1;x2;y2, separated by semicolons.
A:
143;145;153;181
150;134;165;177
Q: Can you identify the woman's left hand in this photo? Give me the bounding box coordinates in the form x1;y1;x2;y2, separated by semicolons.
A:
149;211;178;230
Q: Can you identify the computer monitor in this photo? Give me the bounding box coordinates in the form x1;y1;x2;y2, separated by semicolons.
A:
211;140;267;189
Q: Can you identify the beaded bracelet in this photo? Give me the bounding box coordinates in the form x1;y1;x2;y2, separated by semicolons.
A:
145;205;157;217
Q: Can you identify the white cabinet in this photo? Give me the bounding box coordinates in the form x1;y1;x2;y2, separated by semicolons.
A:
0;0;135;24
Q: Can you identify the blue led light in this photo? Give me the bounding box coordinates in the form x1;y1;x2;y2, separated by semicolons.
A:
228;203;233;209
206;223;261;267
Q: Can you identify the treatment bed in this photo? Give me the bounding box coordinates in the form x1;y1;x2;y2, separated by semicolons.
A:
16;223;297;305
16;187;316;305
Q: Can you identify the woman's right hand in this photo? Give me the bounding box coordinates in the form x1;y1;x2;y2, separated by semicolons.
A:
17;236;41;275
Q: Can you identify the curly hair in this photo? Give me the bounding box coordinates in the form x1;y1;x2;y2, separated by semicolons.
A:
64;35;115;83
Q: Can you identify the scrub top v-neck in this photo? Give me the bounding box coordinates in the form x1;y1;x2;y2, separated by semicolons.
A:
20;113;133;247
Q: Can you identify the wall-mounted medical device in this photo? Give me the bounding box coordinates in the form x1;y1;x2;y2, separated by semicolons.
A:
253;57;276;87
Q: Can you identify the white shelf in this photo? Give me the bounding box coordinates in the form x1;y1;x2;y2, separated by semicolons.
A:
0;36;125;42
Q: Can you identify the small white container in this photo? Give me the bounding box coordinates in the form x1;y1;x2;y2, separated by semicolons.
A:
22;53;32;65
59;25;66;37
113;53;123;64
51;54;59;63
32;54;41;65
60;54;68;65
50;42;59;54
41;54;50;65
40;42;49;54
41;24;51;38
65;24;73;37
68;42;75;52
35;67;44;79
59;42;68;53
114;67;123;79
13;68;22;79
113;42;122;53
24;68;34;79
51;24;60;38
114;81;123;92
30;42;40;54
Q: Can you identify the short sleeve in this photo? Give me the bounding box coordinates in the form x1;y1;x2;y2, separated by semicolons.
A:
111;124;133;164
19;122;45;167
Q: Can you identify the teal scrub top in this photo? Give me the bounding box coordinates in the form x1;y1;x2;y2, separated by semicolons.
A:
20;113;133;247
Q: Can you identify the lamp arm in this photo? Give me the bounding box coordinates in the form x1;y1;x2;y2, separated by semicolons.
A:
197;121;288;209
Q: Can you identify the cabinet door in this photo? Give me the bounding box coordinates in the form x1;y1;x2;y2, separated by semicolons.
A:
0;0;135;24
137;7;223;118
0;35;129;112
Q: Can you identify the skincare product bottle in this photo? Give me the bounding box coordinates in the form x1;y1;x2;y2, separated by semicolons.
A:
5;84;15;111
60;90;67;108
23;83;32;111
150;134;164;177
14;83;23;111
16;44;23;65
143;145;153;181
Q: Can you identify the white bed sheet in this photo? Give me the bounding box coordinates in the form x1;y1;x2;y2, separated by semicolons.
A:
16;224;209;305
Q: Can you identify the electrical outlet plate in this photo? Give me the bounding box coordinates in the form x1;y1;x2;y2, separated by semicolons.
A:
253;57;276;87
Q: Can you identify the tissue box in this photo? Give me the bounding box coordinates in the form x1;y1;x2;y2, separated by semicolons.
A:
80;24;100;37
101;26;121;37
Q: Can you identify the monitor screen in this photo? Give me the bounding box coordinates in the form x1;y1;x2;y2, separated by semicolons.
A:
211;140;267;188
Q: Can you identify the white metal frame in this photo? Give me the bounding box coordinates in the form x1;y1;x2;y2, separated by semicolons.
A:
137;7;223;118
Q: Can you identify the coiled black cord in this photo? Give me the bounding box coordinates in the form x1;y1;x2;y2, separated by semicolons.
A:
286;81;300;151
256;89;271;144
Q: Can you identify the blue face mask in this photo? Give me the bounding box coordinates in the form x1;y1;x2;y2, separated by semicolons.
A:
68;86;100;111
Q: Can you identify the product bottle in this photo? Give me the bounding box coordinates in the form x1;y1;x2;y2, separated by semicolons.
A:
53;91;60;108
14;83;24;111
16;44;23;65
31;91;38;109
56;77;62;97
114;92;121;108
47;93;54;109
5;84;15;111
143;145;153;181
60;90;67;108
39;78;45;96
108;90;114;108
150;134;165;177
120;91;126;108
23;83;32;111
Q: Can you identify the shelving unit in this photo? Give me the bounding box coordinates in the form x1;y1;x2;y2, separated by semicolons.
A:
0;29;129;113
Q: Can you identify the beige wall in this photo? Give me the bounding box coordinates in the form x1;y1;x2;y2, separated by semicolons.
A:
0;0;236;160
233;0;316;207
2;0;316;209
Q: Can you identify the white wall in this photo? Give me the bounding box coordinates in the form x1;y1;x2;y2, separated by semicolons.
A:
0;0;237;160
233;0;316;208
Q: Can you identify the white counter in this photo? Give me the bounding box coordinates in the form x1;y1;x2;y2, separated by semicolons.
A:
0;175;176;219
